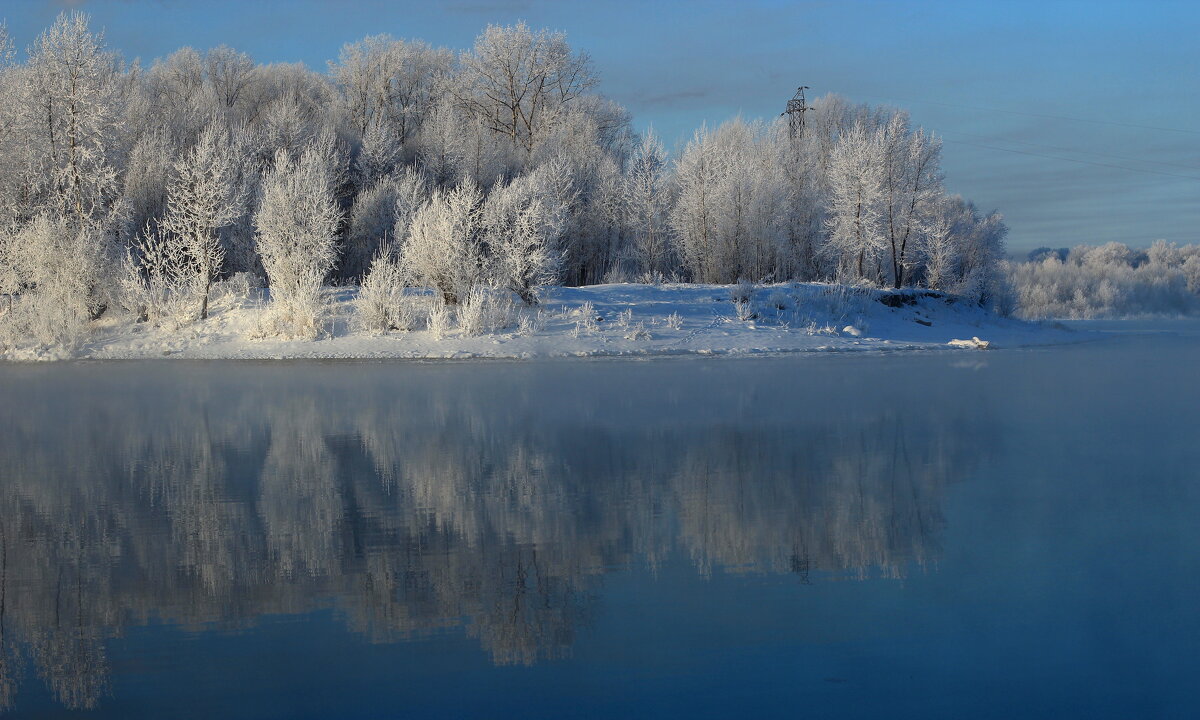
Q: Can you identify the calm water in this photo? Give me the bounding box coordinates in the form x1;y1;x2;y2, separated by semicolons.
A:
1;327;1199;719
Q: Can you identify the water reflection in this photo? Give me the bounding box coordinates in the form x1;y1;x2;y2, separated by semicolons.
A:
0;360;993;711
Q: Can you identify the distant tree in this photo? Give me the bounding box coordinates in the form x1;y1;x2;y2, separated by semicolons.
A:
330;35;452;147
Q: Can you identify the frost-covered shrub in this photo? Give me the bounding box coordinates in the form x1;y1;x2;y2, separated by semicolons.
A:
213;272;260;307
0;216;107;352
663;311;683;330
624;321;651;341
354;250;427;333
344;167;430;282
767;290;792;311
615;308;633;329
517;308;547;336
730;279;755;305
117;226;191;327
427;300;454;339
730;279;757;321
572;300;598;337
458;286;515;336
789;284;871;329
483;159;572;304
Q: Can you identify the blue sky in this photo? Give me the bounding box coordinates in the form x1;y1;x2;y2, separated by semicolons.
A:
5;0;1198;253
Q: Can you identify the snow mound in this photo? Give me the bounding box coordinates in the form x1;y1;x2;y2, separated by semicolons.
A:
947;337;991;350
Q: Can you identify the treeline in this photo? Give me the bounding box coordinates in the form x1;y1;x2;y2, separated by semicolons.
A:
0;12;1008;348
1008;241;1200;319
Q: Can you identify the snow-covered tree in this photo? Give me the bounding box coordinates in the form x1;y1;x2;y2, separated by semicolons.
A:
824;121;887;283
879;111;943;288
623;130;674;279
671;124;722;282
402;180;485;305
255;147;342;337
391;165;430;245
160;123;243;319
330;35;452;149
24;12;124;226
670;119;785;283
922;197;959;292
456;22;597;154
484;159;574;304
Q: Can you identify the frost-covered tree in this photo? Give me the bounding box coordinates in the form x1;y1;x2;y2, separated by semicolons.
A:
160;123;243;319
402;180;485;305
457;22;596;154
484;159;574;304
355;118;403;187
824;121;887;282
330;35;452;149
1007;240;1200;319
205;45;256;111
530;107;626;285
670;124;721;282
623;130;674;279
24;12;124;225
391;165;430;246
670;119;786;283
345;167;428;280
254;147;342;337
879;111;943;288
922;197;959;292
947;197;1008;307
346;177;402;281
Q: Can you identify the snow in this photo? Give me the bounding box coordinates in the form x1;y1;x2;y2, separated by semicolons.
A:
4;282;1086;362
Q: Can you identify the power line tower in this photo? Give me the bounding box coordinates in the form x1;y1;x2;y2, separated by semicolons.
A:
783;86;810;140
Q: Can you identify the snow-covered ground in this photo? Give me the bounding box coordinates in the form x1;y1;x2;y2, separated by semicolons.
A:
8;283;1086;361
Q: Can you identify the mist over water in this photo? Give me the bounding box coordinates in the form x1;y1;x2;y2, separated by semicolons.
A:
1;330;1198;718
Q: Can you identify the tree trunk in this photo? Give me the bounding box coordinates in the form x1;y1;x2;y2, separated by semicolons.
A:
200;275;212;320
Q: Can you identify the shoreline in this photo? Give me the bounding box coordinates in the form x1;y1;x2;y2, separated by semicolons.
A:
2;282;1088;363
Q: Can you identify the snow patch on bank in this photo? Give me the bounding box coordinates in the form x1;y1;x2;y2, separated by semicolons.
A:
5;282;1084;362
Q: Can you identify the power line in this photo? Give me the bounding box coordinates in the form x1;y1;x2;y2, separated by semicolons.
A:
948;130;1200;173
853;93;1200;137
942;138;1200;182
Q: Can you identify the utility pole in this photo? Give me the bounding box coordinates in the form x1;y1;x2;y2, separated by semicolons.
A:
783;86;810;140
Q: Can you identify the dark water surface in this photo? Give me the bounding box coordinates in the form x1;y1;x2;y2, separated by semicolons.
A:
1;330;1198;718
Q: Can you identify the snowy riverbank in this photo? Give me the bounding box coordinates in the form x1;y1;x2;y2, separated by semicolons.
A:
5;282;1085;362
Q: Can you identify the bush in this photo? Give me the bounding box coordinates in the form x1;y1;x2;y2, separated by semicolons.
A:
355;251;424;333
0;217;107;353
458;286;515;336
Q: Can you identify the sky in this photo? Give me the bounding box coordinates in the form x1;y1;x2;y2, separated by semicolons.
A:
3;0;1198;254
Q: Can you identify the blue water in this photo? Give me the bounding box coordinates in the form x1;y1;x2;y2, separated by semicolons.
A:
1;325;1198;718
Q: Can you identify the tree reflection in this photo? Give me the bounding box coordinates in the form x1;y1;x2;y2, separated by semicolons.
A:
0;360;994;709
